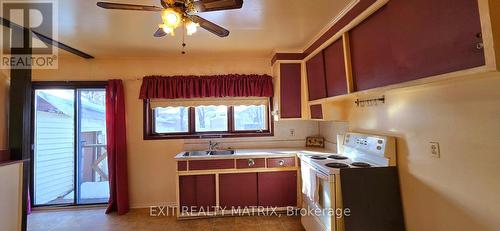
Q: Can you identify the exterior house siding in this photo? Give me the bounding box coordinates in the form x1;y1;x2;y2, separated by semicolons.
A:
34;111;74;205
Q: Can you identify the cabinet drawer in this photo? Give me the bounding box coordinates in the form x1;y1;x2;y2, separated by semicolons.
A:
267;157;295;168
189;159;235;170
177;161;187;171
236;158;265;169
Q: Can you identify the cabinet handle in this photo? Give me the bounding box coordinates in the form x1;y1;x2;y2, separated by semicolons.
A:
279;160;285;166
248;159;255;167
476;33;484;50
476;42;484;50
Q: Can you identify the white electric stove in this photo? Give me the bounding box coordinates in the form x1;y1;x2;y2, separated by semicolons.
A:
299;132;399;231
301;132;396;175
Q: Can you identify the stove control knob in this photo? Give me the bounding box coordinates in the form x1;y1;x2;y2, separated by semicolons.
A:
248;159;255;167
378;140;383;144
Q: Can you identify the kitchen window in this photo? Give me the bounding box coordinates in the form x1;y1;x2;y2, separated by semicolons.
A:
144;99;273;139
154;106;189;133
195;105;229;132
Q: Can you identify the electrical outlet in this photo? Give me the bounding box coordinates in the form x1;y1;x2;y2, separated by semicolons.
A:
430;142;440;158
289;129;295;137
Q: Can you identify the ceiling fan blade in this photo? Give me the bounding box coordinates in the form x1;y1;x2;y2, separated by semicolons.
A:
193;0;243;12
96;2;163;11
154;28;167;37
189;15;229;37
160;0;181;8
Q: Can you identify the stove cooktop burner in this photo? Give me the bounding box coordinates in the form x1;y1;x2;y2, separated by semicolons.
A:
351;162;371;167
325;163;350;168
310;155;327;160
328;155;349;160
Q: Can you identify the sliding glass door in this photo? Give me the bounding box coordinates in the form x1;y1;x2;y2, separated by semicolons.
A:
32;85;109;206
76;89;108;204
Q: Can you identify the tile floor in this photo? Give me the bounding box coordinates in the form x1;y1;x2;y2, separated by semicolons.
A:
28;208;305;231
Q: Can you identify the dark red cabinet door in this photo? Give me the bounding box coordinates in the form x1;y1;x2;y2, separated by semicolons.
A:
350;0;484;91
179;174;216;211
306;52;327;101
258;171;297;207
310;104;323;120
195;175;216;210
179;175;197;208
324;39;348;97
219;173;258;208
280;63;302;118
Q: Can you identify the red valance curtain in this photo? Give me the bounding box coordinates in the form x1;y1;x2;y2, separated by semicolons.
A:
105;79;129;215
139;74;274;99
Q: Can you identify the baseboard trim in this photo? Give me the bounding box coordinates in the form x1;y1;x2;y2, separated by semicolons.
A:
130;202;177;209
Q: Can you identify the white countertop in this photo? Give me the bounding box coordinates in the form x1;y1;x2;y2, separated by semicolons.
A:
174;148;338;160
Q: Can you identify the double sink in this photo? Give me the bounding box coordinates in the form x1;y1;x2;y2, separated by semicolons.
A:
182;150;235;157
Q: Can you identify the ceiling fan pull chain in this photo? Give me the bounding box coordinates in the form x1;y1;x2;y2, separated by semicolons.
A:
181;23;186;54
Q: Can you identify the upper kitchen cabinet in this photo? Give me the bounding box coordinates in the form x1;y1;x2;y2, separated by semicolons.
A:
272;61;307;120
324;39;349;97
349;0;486;91
279;63;302;119
306;52;327;101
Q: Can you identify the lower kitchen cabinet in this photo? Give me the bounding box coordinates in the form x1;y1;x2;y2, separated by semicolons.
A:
179;174;216;211
257;171;297;207
219;173;258;208
179;171;298;212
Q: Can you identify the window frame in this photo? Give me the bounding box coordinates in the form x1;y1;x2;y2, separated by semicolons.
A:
143;99;274;140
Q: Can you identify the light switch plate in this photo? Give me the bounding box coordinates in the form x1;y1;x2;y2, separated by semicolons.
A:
430;142;440;158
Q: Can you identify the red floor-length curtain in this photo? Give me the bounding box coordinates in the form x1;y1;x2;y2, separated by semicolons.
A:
105;79;129;215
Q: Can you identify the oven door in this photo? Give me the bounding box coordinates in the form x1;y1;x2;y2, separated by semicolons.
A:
301;161;335;231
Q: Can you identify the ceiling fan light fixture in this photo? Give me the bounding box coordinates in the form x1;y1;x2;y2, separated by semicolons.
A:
159;24;175;36
161;8;181;28
185;21;199;36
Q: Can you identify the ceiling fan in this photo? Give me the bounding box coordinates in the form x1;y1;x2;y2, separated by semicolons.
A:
96;0;243;37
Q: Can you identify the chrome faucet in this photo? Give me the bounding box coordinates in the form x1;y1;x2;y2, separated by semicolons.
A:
208;140;220;151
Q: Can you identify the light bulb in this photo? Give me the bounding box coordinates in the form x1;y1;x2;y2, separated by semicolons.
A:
159;24;175;36
161;9;181;28
166;13;178;25
186;22;199;36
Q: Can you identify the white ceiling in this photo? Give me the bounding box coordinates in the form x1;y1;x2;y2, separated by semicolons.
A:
8;0;354;58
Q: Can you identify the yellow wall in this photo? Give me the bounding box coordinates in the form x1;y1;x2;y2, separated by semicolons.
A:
34;57;500;230
339;72;500;231
0;71;8;150
33;56;320;207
